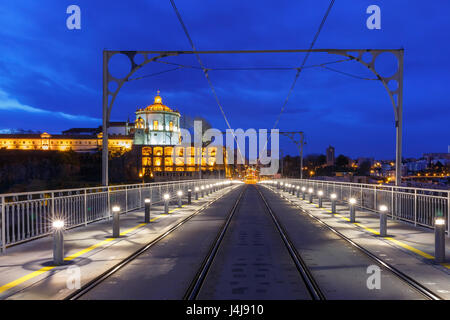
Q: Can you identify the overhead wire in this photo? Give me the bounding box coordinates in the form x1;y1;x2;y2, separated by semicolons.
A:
169;0;246;164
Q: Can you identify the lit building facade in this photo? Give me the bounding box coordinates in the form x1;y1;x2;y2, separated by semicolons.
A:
0;91;230;178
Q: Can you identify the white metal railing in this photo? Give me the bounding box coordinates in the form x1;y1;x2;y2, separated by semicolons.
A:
0;179;230;251
272;178;449;234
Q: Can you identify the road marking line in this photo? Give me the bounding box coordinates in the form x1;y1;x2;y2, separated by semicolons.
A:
291;194;449;269
0;211;169;295
0;266;55;294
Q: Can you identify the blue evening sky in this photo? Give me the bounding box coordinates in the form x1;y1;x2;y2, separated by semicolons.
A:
0;1;449;159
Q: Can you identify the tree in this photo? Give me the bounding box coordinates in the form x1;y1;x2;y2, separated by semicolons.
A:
336;154;350;168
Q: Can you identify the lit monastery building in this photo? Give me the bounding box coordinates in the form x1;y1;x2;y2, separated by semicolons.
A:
0;91;230;179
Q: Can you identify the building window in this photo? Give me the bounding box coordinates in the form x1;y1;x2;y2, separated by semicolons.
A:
153;120;158;130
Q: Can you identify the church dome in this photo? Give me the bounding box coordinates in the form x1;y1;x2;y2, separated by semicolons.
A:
144;91;174;112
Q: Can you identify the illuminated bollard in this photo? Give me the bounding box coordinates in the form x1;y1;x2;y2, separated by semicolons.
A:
349;198;356;223
435;216;446;263
308;188;314;203
330;193;337;213
296;186;300;198
201;186;205;198
187;189;192;204
112;205;121;238
144;198;151;223
378;205;388;236
291;185;295;195
163;193;170;214
277;182;280;189
195;187;199;200
318;190;323;208
52;220;65;265
301;187;306;200
280;182;284;192
177;190;183;207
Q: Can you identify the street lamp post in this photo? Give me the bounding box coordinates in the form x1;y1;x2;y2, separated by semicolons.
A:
52;220;65;265
349;198;356;223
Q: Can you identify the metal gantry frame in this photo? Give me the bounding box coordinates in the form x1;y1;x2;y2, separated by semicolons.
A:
102;49;403;186
280;131;305;179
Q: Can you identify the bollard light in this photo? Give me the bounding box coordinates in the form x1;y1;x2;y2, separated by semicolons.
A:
200;186;205;197
52;219;65;265
349;198;356;222
195;187;199;200
379;205;388;237
435;217;446;263
187;189;192;204
301;187;306;200
144;198;151;223
296;186;300;198
112;205;121;238
308;188;314;203
318;190;323;208
177;190;183;207
52;220;65;229
330;193;337;213
163;193;170;214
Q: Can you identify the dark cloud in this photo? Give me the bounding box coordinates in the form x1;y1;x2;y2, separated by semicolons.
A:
0;0;449;158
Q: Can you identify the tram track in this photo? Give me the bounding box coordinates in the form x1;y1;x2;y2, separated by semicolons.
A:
186;184;325;300
261;184;442;300
65;185;238;300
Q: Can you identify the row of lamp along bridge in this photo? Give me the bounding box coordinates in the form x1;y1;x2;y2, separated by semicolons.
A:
52;181;238;265
260;180;446;264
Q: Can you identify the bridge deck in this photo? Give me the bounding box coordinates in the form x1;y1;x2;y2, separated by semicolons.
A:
0;184;448;300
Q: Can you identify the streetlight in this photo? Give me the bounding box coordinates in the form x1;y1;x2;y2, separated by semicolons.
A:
435;216;446;263
177;190;183;207
318;190;323;208
187;189;192;204
52;219;65;265
349;198;356;223
112;205;121;238
195;187;199;200
163;193;170;214
144;198;151;223
330;193;337;213
379;205;388;237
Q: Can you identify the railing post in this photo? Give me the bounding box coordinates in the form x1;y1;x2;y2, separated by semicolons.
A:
414;189;417;226
107;187;111;219
447;191;450;237
391;187;394;219
125;186;128;213
84;189;88;226
51;192;55;220
374;186;377;212
1;195;5;253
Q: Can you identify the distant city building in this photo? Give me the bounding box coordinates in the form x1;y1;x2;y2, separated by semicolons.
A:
326;145;335;166
405;160;427;172
424;153;450;166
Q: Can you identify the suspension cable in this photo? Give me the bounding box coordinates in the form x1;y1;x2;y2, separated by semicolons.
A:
169;0;246;164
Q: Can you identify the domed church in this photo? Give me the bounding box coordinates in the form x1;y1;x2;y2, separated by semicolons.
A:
133;91;181;146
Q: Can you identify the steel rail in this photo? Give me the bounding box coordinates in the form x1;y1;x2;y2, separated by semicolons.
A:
65;185;238;300
255;185;325;300
265;185;442;300
184;185;246;300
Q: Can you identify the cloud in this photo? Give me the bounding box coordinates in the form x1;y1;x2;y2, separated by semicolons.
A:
0;89;100;123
